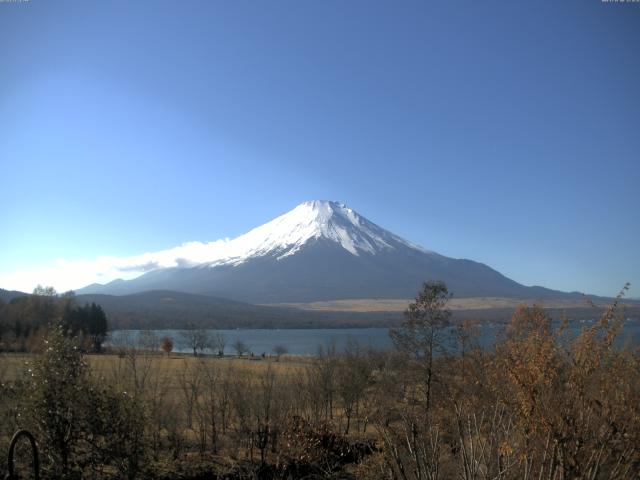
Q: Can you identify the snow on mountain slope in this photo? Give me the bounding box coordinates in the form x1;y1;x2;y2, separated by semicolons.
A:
76;200;433;287
211;200;429;265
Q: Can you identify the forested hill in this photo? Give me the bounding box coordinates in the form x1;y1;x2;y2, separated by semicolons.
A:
75;290;401;329
0;291;108;352
0;288;28;302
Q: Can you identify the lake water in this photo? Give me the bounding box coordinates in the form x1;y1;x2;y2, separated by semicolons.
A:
110;319;640;356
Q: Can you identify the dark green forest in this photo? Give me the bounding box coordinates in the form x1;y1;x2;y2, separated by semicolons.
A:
0;286;108;353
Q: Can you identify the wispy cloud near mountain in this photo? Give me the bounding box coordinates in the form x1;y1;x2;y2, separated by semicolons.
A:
0;239;233;293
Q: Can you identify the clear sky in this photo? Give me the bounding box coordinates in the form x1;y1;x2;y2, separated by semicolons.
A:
0;0;638;297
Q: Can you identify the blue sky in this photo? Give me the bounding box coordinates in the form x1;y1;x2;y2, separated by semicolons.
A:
0;0;638;297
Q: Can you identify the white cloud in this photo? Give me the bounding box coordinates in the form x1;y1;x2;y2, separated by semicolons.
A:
0;239;235;293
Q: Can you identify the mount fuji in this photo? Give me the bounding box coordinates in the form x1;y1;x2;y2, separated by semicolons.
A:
78;200;565;303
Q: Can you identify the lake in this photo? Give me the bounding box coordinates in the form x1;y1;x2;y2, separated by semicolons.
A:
109;319;640;356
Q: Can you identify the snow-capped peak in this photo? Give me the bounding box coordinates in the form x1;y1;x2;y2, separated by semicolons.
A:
88;201;429;274
206;200;426;265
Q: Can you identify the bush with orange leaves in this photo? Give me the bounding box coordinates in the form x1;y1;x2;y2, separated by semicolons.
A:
490;285;639;479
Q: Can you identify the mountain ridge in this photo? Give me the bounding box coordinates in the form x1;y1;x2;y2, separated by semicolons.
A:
0;288;29;302
77;200;578;303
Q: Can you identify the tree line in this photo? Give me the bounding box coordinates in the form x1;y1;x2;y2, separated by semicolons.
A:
0;285;108;353
111;327;288;360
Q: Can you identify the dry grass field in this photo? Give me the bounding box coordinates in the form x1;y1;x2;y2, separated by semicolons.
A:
269;296;622;312
0;351;309;385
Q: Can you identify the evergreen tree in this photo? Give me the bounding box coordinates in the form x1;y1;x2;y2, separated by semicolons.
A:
88;303;108;353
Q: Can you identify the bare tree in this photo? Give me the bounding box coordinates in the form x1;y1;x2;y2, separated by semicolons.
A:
218;365;235;434
379;415;442;480
177;359;202;429
214;332;226;356
272;344;287;361
229;369;253;455
138;330;159;353
233;340;249;357
145;363;173;459
198;358;222;453
390;281;451;413
107;330;154;398
336;339;372;434
309;343;338;421
454;402;517;480
180;328;212;356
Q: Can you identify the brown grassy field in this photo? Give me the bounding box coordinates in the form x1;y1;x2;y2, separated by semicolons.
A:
268;296;625;312
0;351;308;385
